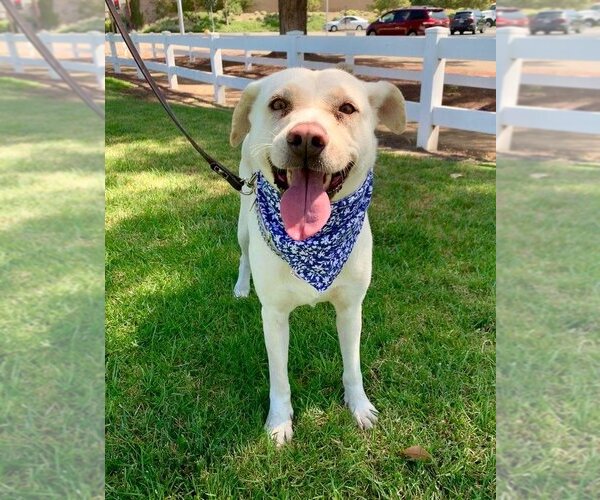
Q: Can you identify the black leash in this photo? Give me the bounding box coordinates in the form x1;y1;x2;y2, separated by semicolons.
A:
0;0;104;119
105;0;251;193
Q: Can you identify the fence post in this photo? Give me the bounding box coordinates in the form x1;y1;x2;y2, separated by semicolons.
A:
108;32;121;73
130;31;143;79
72;38;80;59
497;27;525;152
27;35;35;58
286;30;303;68
39;31;59;80
210;33;225;105
243;32;252;71
344;32;355;70
162;31;179;90
188;38;194;63
5;32;24;73
417;27;447;151
90;32;105;90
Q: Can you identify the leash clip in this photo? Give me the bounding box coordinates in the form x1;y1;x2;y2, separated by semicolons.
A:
241;172;257;196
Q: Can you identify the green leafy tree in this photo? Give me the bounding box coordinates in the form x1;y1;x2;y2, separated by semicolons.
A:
432;0;488;9
78;2;101;20
239;0;253;11
37;0;59;29
308;0;321;12
156;0;203;17
370;0;410;13
502;0;587;7
129;0;144;29
220;0;243;25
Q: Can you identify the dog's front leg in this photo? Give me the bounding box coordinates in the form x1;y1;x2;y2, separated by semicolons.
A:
335;302;379;429
262;305;294;446
234;196;252;298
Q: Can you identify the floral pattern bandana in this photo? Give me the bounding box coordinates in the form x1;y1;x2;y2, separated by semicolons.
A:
255;169;374;292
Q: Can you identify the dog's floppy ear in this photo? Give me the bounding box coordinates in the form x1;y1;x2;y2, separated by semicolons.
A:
230;81;260;147
367;81;406;134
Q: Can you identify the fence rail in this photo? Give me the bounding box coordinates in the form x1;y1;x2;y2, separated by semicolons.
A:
3;28;596;154
105;28;495;151
0;31;105;89
496;27;600;151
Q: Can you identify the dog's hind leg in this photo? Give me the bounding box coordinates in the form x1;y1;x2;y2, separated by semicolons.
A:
234;196;252;298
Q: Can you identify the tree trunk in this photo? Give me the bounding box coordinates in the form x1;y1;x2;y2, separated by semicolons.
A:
278;0;307;35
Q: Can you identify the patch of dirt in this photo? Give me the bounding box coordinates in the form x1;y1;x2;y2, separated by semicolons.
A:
506;129;600;163
109;48;497;162
519;86;600;112
175;53;497;112
0;69;104;101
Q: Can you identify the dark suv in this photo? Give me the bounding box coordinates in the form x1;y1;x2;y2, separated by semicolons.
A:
450;10;486;34
530;10;583;34
366;7;449;36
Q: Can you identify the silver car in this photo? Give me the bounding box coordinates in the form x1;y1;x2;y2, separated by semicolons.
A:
324;16;370;32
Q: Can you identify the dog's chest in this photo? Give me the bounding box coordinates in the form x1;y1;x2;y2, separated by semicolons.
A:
247;207;373;307
252;171;373;294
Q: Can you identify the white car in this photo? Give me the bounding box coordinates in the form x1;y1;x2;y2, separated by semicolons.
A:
579;3;600;26
482;3;496;27
324;16;370;32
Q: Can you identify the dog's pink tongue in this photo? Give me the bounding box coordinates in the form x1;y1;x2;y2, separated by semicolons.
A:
280;168;331;241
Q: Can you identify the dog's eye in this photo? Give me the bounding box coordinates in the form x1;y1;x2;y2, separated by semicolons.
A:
269;98;288;111
339;103;357;115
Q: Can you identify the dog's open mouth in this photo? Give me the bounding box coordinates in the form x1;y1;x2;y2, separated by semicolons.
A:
269;159;354;198
267;158;354;241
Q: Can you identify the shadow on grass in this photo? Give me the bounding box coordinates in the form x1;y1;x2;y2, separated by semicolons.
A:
105;182;267;482
0;287;104;497
104;89;236;170
105;83;496;496
106;164;495;495
0;76;104;497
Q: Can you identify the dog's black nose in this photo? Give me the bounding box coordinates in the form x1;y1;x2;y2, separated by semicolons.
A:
286;122;329;159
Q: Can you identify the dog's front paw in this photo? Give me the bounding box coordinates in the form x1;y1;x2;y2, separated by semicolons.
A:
345;391;379;430
265;408;293;446
233;281;250;298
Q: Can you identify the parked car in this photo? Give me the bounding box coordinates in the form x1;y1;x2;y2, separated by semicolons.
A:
496;8;529;28
578;4;600;26
450;10;486;35
482;3;496;27
366;7;449;36
324;15;370;32
530;10;583;35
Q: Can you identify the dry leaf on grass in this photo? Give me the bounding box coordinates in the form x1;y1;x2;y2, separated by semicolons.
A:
401;445;433;461
530;173;550;179
450;173;464;179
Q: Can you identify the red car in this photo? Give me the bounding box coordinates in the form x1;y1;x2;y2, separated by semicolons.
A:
366;7;449;36
496;8;529;28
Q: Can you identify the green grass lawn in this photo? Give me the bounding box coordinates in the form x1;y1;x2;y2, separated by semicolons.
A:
0;78;104;497
497;160;600;497
105;77;496;498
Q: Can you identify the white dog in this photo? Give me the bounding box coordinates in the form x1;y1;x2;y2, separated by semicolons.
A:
230;68;406;445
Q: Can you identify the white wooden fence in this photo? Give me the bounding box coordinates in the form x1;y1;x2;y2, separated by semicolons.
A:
3;28;598;153
106;28;496;152
497;27;600;151
0;31;105;89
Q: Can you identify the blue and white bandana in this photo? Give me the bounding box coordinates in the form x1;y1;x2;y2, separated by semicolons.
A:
255;170;373;292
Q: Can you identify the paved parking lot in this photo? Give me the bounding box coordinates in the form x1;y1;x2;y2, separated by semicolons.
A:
311;25;600;39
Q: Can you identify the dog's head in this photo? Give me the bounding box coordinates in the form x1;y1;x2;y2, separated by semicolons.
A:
230;68;405;240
